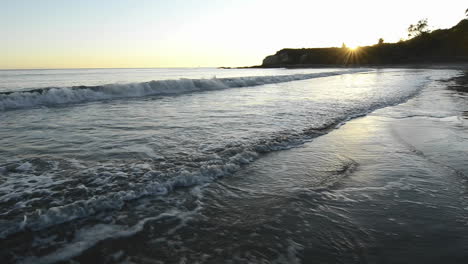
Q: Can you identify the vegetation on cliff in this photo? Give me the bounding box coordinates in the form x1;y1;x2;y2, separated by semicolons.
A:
261;16;468;67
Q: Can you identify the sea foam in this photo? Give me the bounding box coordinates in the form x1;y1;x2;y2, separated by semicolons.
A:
0;70;366;111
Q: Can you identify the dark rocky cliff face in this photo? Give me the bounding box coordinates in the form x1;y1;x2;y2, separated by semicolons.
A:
261;19;468;67
262;52;291;66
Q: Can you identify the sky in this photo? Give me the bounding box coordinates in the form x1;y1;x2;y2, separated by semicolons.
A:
1;0;466;69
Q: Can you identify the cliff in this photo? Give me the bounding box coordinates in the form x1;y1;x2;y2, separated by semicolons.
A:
261;19;468;67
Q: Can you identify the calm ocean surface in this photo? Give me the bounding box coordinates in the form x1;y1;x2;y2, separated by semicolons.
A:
0;68;467;263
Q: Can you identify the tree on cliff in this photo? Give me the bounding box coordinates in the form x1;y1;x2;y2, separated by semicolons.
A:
408;19;430;38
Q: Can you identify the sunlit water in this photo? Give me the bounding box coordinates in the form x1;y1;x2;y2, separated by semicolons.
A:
0;68;466;263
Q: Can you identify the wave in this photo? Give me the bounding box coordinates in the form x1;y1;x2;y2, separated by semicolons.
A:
0;80;422;240
0;70;366;111
0;70;430;240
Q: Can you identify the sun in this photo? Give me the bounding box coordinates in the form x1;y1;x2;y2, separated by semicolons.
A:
342;43;364;65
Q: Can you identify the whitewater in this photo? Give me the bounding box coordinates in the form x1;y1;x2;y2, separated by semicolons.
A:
0;67;467;264
0;69;364;111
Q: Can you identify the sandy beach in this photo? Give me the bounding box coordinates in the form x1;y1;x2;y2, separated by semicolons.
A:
2;1;467;263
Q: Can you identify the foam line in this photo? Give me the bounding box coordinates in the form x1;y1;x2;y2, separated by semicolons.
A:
0;70;366;111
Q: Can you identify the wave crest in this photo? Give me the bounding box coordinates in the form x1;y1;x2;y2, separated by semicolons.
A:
0;70;365;111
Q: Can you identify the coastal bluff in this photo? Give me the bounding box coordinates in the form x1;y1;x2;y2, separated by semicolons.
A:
261;19;468;68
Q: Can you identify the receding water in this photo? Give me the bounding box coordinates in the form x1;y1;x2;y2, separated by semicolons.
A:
0;68;466;263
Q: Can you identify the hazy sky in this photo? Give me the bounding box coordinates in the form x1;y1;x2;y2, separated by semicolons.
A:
1;0;466;69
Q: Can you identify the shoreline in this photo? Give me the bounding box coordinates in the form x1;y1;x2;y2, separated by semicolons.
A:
2;68;467;263
224;62;468;70
186;69;468;263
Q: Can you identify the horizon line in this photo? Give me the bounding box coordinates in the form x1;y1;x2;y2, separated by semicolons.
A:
0;66;228;71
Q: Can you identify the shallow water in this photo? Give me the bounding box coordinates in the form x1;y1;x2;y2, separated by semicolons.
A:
0;68;466;263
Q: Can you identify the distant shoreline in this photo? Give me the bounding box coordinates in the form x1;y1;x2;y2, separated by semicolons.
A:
222;62;468;70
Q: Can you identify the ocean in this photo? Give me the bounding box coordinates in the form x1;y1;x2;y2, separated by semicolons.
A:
0;67;467;263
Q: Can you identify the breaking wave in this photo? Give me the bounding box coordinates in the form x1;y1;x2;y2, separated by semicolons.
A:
0;70;366;111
